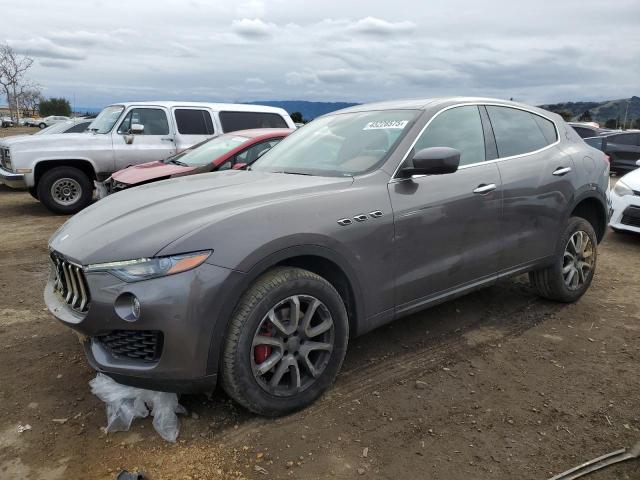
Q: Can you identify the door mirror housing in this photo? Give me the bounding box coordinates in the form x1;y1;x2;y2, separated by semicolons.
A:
399;147;461;178
636;159;640;167
130;123;144;134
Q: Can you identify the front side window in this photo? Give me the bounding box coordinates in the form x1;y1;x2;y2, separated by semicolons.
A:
252;110;419;176
174;109;215;135
413;105;486;166
118;108;169;135
88;105;124;134
219;111;288;132
487;106;551;157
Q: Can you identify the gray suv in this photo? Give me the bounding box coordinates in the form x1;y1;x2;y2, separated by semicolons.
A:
45;97;610;416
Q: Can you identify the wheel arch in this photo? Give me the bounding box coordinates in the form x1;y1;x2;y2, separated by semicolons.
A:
568;192;608;243
34;159;98;186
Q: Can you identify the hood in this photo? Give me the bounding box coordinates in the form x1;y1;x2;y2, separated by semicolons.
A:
49;170;353;265
111;160;196;185
5;132;108;152
620;167;640;188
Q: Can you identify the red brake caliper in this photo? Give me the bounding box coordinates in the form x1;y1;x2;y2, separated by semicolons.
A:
254;328;272;364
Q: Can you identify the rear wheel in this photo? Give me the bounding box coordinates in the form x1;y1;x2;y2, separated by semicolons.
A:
36;166;93;214
221;267;349;416
529;216;597;302
38;122;46;129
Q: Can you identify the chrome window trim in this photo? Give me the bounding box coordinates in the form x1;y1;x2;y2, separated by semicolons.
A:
389;102;561;182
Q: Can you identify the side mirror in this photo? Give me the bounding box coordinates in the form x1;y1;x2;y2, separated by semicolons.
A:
130;123;144;134
232;162;248;170
399;147;461;178
636;159;640;167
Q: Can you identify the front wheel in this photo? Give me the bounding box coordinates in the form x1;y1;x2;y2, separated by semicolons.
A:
36;166;93;214
38;122;46;129
221;267;349;416
529;216;598;302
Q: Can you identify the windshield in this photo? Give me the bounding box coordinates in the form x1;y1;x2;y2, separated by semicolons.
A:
251;110;419;176
88;105;125;134
165;134;248;167
584;137;604;150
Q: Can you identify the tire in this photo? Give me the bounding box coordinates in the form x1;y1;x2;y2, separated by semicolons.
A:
221;267;349;416
27;187;38;200
36;166;93;214
39;122;46;129
529;216;598;303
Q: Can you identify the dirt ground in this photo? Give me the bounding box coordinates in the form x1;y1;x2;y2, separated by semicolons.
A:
1;176;639;479
0;126;39;138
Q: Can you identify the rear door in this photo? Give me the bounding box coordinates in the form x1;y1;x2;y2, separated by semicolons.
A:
388;105;503;314
172;108;217;153
605;133;640;172
111;107;176;170
487;105;574;271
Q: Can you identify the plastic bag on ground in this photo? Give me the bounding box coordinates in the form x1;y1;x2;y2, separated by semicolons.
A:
89;373;186;442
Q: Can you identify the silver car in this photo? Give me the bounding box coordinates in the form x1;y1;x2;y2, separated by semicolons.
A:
45;97;610;416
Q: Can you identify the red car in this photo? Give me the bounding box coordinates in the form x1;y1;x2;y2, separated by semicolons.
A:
97;128;293;197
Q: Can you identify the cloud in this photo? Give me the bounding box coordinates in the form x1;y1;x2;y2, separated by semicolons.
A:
39;59;76;69
245;77;265;85
13;38;86;61
231;18;276;39
349;17;415;36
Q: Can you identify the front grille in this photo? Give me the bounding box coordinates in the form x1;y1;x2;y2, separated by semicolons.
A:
621;205;640;228
50;251;91;313
0;147;10;170
99;330;163;362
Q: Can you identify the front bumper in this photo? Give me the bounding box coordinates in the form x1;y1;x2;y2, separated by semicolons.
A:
609;189;640;234
0;165;26;189
45;258;240;393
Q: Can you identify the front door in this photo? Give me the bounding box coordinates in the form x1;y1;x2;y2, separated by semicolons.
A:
388;105;502;314
112;107;176;170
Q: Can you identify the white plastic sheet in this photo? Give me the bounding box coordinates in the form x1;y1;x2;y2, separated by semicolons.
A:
90;373;186;442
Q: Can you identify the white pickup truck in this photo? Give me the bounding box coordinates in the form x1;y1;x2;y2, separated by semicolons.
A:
0;101;295;214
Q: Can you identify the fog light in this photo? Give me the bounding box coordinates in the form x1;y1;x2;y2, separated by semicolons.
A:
115;292;141;322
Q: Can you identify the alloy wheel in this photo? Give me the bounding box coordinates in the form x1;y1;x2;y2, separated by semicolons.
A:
562;230;594;290
251;295;334;397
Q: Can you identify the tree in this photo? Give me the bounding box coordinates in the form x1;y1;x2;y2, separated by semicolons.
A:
604;118;617;129
556;110;573;122
0;43;34;123
578;110;593;122
16;86;41;117
39;97;71;117
633;118;640;130
290;111;304;123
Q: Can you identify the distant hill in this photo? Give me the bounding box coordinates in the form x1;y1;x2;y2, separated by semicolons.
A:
540;96;640;126
246;100;359;121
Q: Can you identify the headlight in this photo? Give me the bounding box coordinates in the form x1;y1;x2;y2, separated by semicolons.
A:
613;181;633;197
85;250;212;282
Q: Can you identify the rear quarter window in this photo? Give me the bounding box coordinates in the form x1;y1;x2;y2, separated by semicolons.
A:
486;106;552;158
219;111;288;132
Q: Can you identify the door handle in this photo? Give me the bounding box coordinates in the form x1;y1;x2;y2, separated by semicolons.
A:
473;183;497;194
161;137;174;142
552;166;572;176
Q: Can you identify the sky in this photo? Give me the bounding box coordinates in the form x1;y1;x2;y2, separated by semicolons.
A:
1;0;639;109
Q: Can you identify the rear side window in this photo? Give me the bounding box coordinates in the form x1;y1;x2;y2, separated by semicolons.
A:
533;115;557;144
174;109;215;135
487;106;551;157
414;105;486;166
609;133;639;146
219;111;288;132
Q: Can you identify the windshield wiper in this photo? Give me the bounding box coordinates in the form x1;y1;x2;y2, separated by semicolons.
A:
168;159;189;166
280;170;312;176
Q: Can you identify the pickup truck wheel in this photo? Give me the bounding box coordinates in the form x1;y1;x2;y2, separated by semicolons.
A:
37;166;93;214
529;216;597;303
222;267;349;416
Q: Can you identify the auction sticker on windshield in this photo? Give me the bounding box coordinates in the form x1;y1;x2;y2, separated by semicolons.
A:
363;120;409;130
